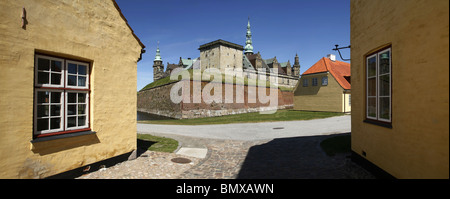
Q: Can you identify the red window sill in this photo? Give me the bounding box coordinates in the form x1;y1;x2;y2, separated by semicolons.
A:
31;128;95;143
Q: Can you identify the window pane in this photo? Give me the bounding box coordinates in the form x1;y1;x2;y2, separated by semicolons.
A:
50;105;61;116
68;93;77;103
38;72;49;84
368;77;376;96
379;51;390;75
67;117;76;128
51;60;62;72
78;116;86;127
50;118;61;130
37;105;49;117
379;74;390;96
68;105;76;115
368;97;377;118
51;92;61;103
37;91;49;103
37;118;49;131
38;58;50;71
51;73;61;85
68;63;77;74
368;56;376;77
78;104;86;115
68;75;77;86
78;76;86;87
379;97;390;120
322;76;328;85
78;93;86;103
78;65;87;75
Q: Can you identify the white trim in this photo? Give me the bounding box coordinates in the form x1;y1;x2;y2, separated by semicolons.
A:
65;60;89;89
366;48;391;122
35;55;65;88
34;89;65;135
34;55;91;137
377;48;391;122
366;54;377;120
65;91;89;131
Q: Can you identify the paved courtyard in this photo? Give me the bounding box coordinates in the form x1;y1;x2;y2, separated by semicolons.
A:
79;115;375;179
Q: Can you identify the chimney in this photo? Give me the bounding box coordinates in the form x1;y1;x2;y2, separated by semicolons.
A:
327;54;336;62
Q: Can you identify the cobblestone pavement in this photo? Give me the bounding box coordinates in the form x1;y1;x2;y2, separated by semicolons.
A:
179;135;375;179
78;133;375;179
78;150;200;179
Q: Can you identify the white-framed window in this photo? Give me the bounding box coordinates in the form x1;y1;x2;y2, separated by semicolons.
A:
312;78;318;86
66;60;89;89
366;47;391;123
349;94;351;107
35;55;65;88
34;54;90;138
65;91;89;130
322;76;328;86
303;78;308;87
34;89;64;134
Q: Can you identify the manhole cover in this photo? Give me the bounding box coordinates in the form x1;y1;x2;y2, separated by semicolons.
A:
171;157;192;164
273;127;284;130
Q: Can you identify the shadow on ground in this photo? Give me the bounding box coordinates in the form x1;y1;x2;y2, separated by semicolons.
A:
137;139;157;157
237;133;373;179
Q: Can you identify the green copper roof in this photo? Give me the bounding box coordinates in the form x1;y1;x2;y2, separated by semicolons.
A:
244;18;254;53
154;42;162;61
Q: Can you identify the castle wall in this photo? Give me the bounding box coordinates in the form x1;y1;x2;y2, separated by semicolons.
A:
137;80;293;119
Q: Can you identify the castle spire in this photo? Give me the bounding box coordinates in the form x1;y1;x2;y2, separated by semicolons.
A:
154;41;162;61
244;17;254;55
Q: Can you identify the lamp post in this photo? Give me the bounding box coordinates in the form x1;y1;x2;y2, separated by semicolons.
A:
332;44;351;61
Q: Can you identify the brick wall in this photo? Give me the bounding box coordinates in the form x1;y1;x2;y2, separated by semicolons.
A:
137;80;293;119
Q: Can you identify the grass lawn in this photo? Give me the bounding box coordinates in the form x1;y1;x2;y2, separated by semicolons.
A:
320;134;351;156
138;110;344;125
137;134;178;153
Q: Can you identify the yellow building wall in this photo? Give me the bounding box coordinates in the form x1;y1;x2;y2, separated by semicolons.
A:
351;0;449;178
293;72;346;112
0;0;142;178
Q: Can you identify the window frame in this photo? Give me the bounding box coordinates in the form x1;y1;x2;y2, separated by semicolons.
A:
303;78;308;87
34;54;91;139
312;77;318;86
365;47;392;124
322;76;328;86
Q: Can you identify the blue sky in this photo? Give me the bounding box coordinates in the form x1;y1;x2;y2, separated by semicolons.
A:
115;0;351;91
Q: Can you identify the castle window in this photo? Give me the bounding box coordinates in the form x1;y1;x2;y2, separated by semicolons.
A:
34;54;91;139
303;78;308;87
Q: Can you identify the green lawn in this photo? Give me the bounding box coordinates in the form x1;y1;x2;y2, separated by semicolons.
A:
137;134;179;153
138;110;344;125
139;69;294;92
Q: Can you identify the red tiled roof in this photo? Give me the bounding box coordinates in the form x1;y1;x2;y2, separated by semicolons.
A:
302;57;351;90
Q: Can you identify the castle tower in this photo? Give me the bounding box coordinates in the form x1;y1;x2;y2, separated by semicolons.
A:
293;53;301;77
244;17;254;56
153;42;164;81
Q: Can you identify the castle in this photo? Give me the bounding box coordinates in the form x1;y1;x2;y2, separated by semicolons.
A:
152;19;300;87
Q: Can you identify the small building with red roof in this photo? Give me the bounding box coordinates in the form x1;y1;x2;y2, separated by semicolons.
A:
293;54;351;113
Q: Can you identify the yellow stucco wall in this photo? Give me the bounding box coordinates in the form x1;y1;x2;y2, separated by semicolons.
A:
293;72;347;112
0;0;142;178
351;0;449;178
